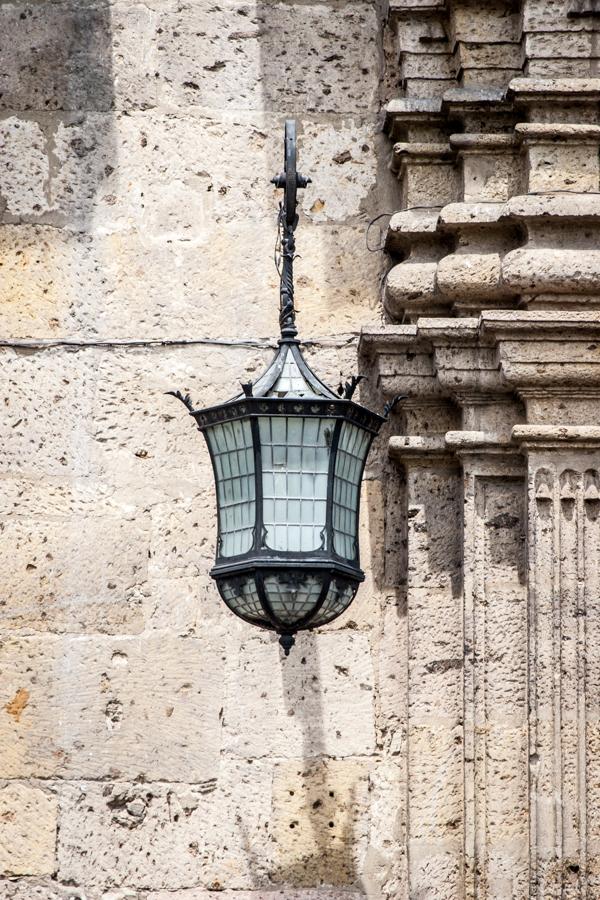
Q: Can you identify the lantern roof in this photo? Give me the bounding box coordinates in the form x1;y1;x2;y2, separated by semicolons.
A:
232;338;339;403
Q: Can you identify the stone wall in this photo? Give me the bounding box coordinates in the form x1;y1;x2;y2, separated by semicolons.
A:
3;0;600;898
0;1;402;898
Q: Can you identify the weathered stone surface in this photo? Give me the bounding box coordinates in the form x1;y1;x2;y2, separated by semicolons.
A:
221;630;376;759
37;112;377;232
56;763;273;890
0;118;52;217
0;633;225;780
148;891;365;899
270;758;371;887
0;515;147;633
7;0;600;898
154;2;379;114
0;221;381;340
0;783;57;876
0;2;158;111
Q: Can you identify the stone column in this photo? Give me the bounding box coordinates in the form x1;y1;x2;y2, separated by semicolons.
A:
419;319;529;898
514;427;600;899
362;327;465;898
484;310;600;898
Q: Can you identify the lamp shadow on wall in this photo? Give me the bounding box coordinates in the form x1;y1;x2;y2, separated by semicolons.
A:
274;634;364;892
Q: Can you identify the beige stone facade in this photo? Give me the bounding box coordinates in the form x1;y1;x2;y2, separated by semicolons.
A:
2;0;600;898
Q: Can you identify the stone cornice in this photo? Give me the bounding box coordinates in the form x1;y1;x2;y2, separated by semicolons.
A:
512;424;600;450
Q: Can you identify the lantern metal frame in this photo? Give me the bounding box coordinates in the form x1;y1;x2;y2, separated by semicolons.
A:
169;120;398;654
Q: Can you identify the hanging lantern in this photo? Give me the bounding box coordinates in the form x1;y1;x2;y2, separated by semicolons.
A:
169;121;393;654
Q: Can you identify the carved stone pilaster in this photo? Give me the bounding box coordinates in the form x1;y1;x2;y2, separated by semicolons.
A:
512;427;600;898
447;433;528;899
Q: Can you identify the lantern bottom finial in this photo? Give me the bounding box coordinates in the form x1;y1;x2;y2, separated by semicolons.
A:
279;633;295;656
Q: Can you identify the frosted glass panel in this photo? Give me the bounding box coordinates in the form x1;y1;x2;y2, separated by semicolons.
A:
259;416;332;552
332;423;370;560
219;575;264;623
311;577;357;627
263;571;324;626
206;419;256;557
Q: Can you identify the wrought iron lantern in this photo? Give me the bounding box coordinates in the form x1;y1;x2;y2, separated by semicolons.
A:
169;121;391;654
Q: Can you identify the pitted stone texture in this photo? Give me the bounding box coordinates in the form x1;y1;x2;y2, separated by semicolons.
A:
0;633;225;780
148;891;365;899
0;514;147;634
0;783;57;876
0;2;158;112
361;755;406;898
56;764;273;890
154;1;379;115
0;118;52;217
222;630;376;759
270;758;370;887
43;113;377;233
0;887;142;900
0;222;381;340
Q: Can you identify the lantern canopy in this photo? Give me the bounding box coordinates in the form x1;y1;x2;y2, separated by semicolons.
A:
169;121;390;654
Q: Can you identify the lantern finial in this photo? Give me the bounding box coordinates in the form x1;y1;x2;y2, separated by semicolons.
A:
271;120;311;340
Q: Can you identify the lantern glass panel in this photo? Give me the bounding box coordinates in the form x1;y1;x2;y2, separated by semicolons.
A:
332;423;371;560
259;415;332;552
206;419;256;557
263;570;324;625
311;577;357;627
219;575;265;623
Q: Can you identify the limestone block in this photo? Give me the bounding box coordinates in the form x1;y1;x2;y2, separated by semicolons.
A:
401;53;455;81
0;225;107;339
526;57;596;78
408;724;463;839
0;220;380;340
399;159;457;208
0;632;225;780
147;891;365;899
0;2;157;111
405;467;461;591
523;0;589;31
0;783;57;876
0;348;99;480
408;850;461;900
373;599;407;757
221;630;376;759
449;0;520;44
397;18;449;55
270;758;370;887
406;589;462;719
362;758;407;898
525;141;600;192
436;252;504;300
385;261;441;317
460;152;521;203
457;42;522;71
56;763;273;890
47;113;377;233
459;67;521;89
299;121;377;223
0;118;52;217
154;1;379;115
525;31;593;60
502;248;600;295
0;515;147;634
404;78;454;99
0;882;114;900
